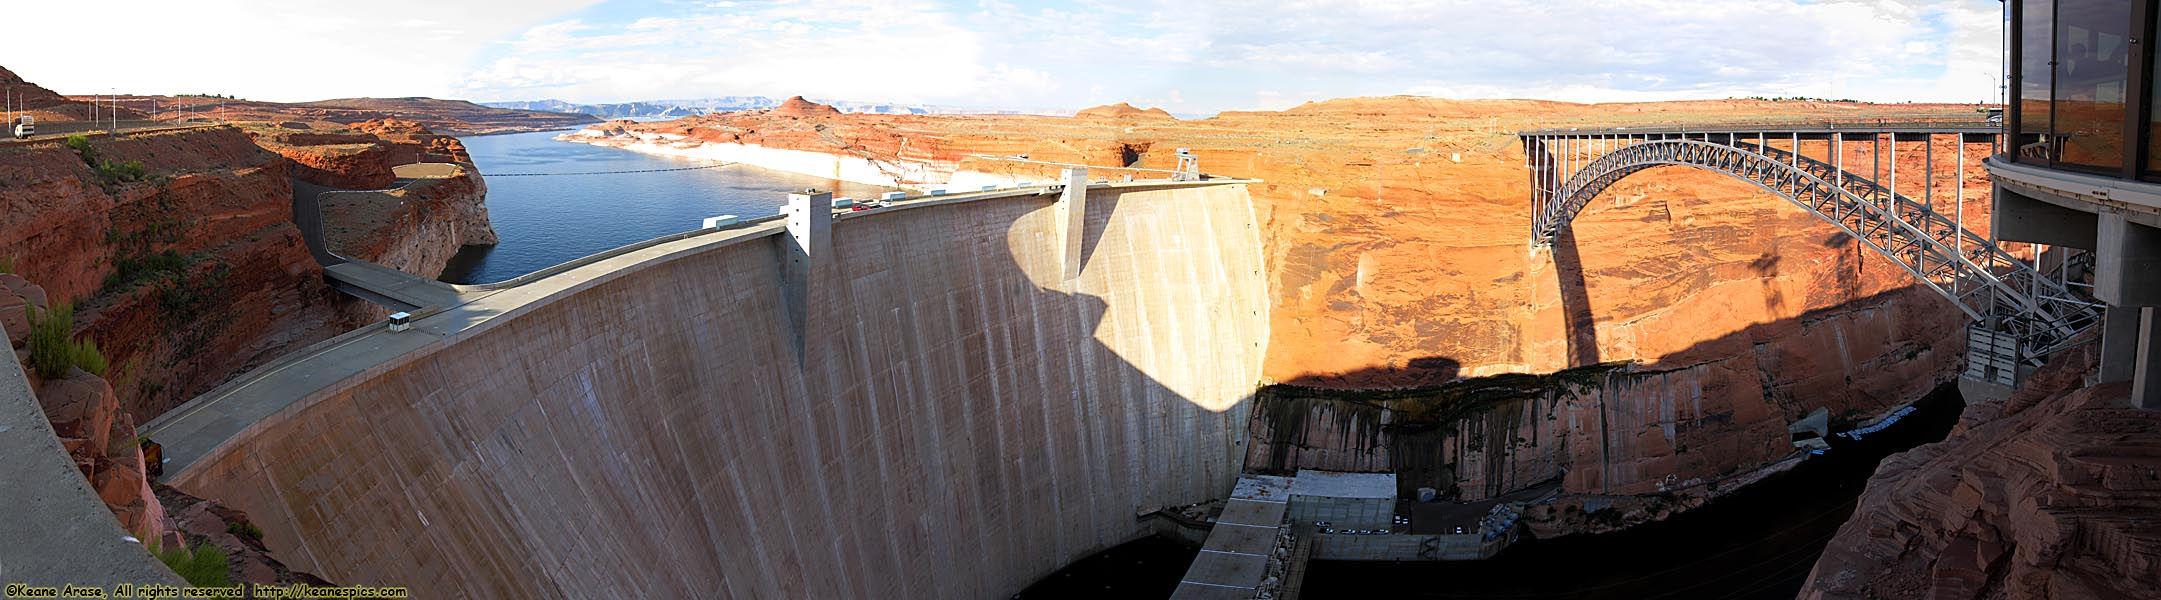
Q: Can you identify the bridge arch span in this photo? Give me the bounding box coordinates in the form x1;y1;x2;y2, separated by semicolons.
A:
1522;133;2100;374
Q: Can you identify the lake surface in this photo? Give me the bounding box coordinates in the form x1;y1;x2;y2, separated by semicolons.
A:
439;130;896;284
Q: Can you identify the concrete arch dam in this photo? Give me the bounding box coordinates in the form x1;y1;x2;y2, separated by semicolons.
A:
149;180;1270;598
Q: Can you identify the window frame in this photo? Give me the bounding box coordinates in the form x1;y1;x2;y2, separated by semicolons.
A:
2007;0;2160;181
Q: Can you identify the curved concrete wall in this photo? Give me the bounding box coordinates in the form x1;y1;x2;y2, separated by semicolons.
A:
169;183;1268;598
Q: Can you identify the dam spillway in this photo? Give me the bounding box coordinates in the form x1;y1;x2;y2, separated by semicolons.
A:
151;180;1270;598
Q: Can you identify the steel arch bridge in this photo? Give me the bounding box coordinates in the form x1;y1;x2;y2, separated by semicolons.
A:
1519;122;2103;384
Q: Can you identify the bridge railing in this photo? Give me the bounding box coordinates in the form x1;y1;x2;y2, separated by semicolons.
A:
1521;115;1997;136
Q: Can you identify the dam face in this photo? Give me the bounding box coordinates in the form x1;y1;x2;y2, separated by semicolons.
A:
169;182;1269;598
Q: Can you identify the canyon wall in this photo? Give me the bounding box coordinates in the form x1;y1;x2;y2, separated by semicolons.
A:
1246;281;1964;531
320;162;496;278
168;182;1268;598
0;126;373;418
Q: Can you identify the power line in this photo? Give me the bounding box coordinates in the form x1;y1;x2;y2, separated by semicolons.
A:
484;162;734;177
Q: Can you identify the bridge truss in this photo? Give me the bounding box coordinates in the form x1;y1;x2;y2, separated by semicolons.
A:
1520;121;2103;383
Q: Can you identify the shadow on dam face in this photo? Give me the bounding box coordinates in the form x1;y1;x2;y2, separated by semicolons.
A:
164;182;1270;599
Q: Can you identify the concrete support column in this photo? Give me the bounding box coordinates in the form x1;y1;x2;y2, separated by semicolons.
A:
2096;213;2161;306
1056;168;1088;288
2102;305;2145;384
782;189;832;362
2138;307;2161;409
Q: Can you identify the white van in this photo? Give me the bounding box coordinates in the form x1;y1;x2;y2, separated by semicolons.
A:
11;116;32;139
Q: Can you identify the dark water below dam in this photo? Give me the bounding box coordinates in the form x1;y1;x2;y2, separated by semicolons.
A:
440;130;896;284
1013;535;1201;599
1019;384;1963;599
1301;383;1965;600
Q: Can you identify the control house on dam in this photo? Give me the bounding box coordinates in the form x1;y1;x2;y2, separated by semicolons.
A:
1996;0;2161;408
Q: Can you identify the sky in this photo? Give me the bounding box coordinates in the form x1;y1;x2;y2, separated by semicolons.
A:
0;0;2004;114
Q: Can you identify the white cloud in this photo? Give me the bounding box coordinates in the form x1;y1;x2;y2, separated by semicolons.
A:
0;0;2006;111
0;0;602;101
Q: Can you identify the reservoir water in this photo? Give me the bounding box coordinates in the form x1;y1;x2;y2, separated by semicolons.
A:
440;130;897;284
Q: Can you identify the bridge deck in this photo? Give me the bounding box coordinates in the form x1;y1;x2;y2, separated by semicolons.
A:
1522;119;1996;137
324;261;469;310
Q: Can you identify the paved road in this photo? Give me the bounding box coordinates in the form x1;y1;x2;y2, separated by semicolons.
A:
0;119;223;143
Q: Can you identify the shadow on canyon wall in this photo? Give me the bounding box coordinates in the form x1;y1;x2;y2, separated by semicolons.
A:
1553;225;1601;368
1247;282;1954;501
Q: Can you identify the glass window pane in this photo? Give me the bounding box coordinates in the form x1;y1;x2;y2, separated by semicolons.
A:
2149;7;2161;175
2019;0;2055;163
2053;0;2133;171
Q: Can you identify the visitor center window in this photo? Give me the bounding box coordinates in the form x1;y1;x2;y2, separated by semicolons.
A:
2011;0;2143;175
2018;0;2055;164
2055;0;2132;171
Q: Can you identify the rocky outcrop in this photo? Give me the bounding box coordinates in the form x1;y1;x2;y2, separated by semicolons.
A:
0;66;76;111
1074;102;1174;119
1;273;47;347
321;163;495;278
38;370;166;540
156;484;332;586
10;271;325;586
350;118;473;163
769;95;841;118
5;277;166;541
1802;347;2161;600
246;119;475;189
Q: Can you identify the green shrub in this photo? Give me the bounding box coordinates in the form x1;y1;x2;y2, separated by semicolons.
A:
23;302;108;379
0;256;14;274
103;250;191;293
225;522;263;542
72;338;107;377
64;134;93;158
94;159;147;184
26;302;77;379
149;539;230;587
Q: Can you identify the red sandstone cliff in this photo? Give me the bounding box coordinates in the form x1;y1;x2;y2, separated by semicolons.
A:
0;125;376;419
320;161;496;278
243;117;496;279
1802;347;2161;600
8;274;330;586
770;95;842;118
107;93;598;135
4;276;165;540
0;66;497;417
1074;102;1175;119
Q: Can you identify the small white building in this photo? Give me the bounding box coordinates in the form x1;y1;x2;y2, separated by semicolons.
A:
1286;470;1396;532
